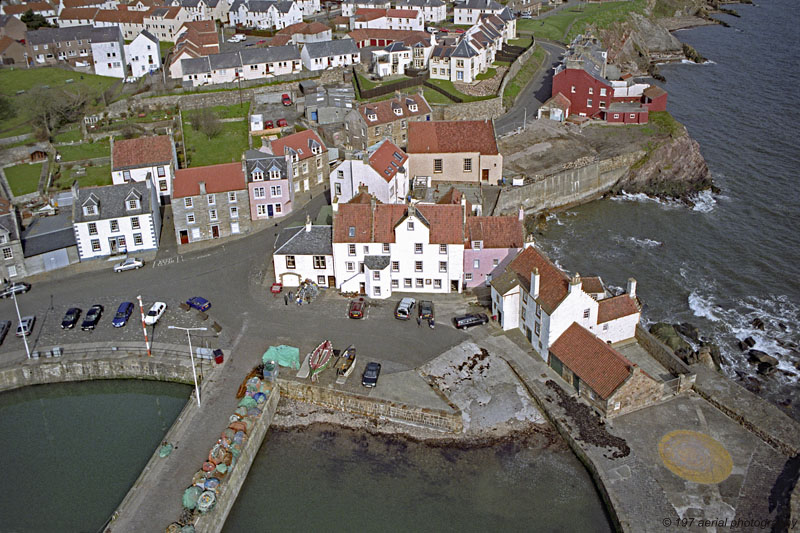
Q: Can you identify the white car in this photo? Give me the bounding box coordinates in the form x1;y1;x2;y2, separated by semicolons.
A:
113;257;144;272
144;302;167;325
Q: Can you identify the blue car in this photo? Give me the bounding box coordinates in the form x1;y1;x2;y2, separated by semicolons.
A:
186;297;211;312
112;302;134;328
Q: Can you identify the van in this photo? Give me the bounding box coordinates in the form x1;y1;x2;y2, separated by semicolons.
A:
394;297;416;320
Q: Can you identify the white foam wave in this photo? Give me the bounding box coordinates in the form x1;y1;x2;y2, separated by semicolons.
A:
691;190;717;213
546;213;565;226
629;237;662;248
688;291;723;322
611;191;681;208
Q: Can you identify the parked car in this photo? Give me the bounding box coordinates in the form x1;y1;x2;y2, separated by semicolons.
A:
394;297;416;320
520;13;533;19
454;28;465;33
113;257;144;272
61;307;82;330
419;300;434;321
112;302;135;328
265;119;274;129
281;93;292;106
452;313;489;330
81;304;104;330
362;361;381;388
348;298;365;319
257;39;267;44
186;296;211;312
144;302;167;325
0;282;31;298
277;118;288;127
16;315;35;337
438;27;449;33
0;320;11;345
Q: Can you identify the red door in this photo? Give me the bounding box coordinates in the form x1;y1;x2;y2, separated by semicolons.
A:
179;230;189;245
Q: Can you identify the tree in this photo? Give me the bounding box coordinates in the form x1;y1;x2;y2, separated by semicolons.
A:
25;86;91;139
20;9;53;30
0;95;15;121
193;108;222;139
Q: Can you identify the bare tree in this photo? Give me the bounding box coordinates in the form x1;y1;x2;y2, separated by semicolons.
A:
193;108;222;139
25;85;92;139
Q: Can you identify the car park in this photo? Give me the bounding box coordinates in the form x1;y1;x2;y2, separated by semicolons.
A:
81;305;104;330
0;282;31;298
277;118;288;127
61;307;82;329
0;320;10;344
16;315;35;337
394;297;416;320
144;302;167;325
362;361;381;388
419;300;434;321
113;257;144;272
187;297;211;312
282;93;292;106
452;313;489;330
112;302;134;328
348;298;365;319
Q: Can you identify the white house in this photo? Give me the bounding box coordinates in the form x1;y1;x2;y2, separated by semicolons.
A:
125;30;160;78
229;0;302;29
454;0;504;25
341;0;390;17
372;41;412;77
90;25;126;78
274;219;335;288
333;201;465;298
171;0;211;21
143;6;193;42
352;8;424;31
393;0;445;23
111;135;177;204
180;45;301;87
294;0;320;17
490;245;641;361
72;181;161;260
300;39;360;71
331;140;409;205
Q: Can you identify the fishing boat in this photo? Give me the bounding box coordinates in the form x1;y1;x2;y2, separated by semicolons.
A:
309;340;333;381
336;345;357;378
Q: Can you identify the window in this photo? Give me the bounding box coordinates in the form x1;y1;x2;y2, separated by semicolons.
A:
91;239;101;252
157;166;166;178
599;101;606;109
473;259;480;269
318;275;326;286
254;187;266;199
256;204;267;216
127;199;139;210
535;322;541;337
1;247;11;260
373;287;381;297
465;273;473;281
133;233;143;246
588;87;593;95
613;114;620;119
88;222;98;236
391;261;399;272
346;262;355;272
415;261;422;272
372;271;380;280
270;185;282;197
434;279;441;289
123;170;131;181
472;240;482;250
131;217;140;229
313;256;326;269
414;243;422;254
285;256;296;269
302;162;308;174
600;88;607;96
570;85;575;93
252;171;264;181
463;158;472;172
630;114;636;119
348;244;356;256
209;209;218;221
439;244;447;254
522;292;528;305
391;279;399;289
275;204;282;214
407;221;414;231
583;308;590;319
110;220;119;232
415;278;423;288
439;261;447;273
228;192;237;202
535;303;541;318
230;206;238;219
587;99;592;108
0;234;5;244
184;198;193;208
7;265;16;278
363;245;369;254
433;159;443;173
84;205;96;216
521;309;526;320
404;278;412;288
207;194;215;205
383;243;390;253
603;323;609;331
348;226;355;237
187;213;195;224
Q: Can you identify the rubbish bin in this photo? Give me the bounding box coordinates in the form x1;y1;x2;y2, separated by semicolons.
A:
213;349;224;364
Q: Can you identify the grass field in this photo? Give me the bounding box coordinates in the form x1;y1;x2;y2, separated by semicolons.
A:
57;140;110;162
184;102;251;120
182;119;249;167
54;164;112;190
518;0;645;42
422;88;453;104
503;46;546;108
4;163;43;196
425;79;495;103
53;127;83;144
475;68;497;81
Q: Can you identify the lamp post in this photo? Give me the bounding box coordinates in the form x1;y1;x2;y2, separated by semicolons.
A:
168;326;207;407
11;290;30;359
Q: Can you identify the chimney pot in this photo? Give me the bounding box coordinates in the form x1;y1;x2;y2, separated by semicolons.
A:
531;267;540;299
199;181;206;195
627;277;637;299
305;214;312;232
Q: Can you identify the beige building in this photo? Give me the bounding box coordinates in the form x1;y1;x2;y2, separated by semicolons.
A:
406;120;502;184
343;92;431;151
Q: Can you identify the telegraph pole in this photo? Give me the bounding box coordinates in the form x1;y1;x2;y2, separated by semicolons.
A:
137;295;151;357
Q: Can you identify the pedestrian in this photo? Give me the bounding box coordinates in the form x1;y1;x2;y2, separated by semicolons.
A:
417;315;421;327
429;317;435;329
284;294;288;306
288;291;293;302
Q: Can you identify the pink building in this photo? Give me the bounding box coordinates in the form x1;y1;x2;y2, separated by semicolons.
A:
244;149;294;220
463;213;524;288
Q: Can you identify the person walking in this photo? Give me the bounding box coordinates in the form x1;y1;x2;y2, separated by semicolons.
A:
417;315;421;327
284;293;288;305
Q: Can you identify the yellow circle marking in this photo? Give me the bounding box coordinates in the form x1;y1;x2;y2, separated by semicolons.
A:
658;430;733;484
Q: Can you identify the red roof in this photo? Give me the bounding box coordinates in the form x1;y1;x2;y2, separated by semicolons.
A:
173;162;245;198
269;130;326;162
358;93;430;127
407;120;498;155
348;191;375;204
0;36;18;54
95;9;145;23
436;187;471;212
0;197;12;216
368;140;407;182
3;2;53;14
112;135;173;170
387;8;418;18
62;0;101;8
269;34;292;46
580;276;604;294
466;216;523;249
334;203;464;244
354;8;387;21
347;28;430;46
507;246;570;314
58;7;98;19
549;323;634;400
597;294;640;324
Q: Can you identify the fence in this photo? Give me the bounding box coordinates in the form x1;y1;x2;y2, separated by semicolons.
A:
352;67;430;100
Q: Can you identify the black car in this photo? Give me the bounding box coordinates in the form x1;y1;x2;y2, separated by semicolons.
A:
0;320;10;345
362;362;381;388
419;300;434;320
452;313;490;330
61;307;82;329
81;305;104;331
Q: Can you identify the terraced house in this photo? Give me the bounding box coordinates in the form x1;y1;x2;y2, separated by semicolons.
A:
244;149;294;220
0;199;26;280
180;45;301;87
111;135;177;205
343;93;431;151
268;129;329;205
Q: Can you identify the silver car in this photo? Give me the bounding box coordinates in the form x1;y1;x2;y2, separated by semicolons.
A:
113;257;144;272
16;315;35;337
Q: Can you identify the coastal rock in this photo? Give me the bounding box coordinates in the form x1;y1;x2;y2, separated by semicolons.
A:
748;349;778;367
674;322;701;343
737;340;749;352
697;345;716;370
649;322;693;358
757;362;776;376
744;336;756;348
751;318;765;330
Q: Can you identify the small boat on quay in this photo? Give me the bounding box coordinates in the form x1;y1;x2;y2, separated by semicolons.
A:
336;345;357;378
309;340;333;382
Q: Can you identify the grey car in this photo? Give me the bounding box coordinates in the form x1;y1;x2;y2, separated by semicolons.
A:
0;282;31;298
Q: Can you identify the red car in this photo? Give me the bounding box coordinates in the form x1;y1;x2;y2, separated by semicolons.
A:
277;118;288;127
257;39;267;44
348;299;365;319
454;29;465;34
439;28;449;33
281;93;292;106
264;119;274;129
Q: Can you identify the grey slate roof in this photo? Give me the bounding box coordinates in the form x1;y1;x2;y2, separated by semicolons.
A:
394;0;445;7
274;225;333;255
275;0;294;13
26;25;95;46
363;255;390;270
384;41;408;52
498;6;513;21
182;45;301;75
303;39;358;59
181;56;210;75
451;39;477;58
240;44;300;64
0;214;19;242
90;26;122;43
245;151;287;181
21;212;77;257
458;0;502;10
73;182;154;224
209;51;241;69
137;29;159;45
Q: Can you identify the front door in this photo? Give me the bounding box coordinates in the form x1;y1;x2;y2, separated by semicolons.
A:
109;237;118;255
179;230;189;245
211;225;220;238
482;169;489;181
328;275;336;288
267;204;274;217
358;282;365;295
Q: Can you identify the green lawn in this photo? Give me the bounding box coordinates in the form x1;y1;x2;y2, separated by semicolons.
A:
503;46;546;108
54;164;112;190
185;102;251;120
159;41;173;62
425;79;496;102
493;60;511;67
53;127;83;144
422;88;453;104
183;120;249;167
647;111;682;137
509;37;533;48
4;163;43;196
57;139;110;162
475;68;498;81
517;0;646;43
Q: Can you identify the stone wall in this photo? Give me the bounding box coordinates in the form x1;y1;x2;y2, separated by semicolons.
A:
277;378;463;433
606;367;666;418
499;42;539;111
431;97;504;121
635;325;695;392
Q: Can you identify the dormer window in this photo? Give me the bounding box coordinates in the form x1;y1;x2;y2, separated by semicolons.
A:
252;170;264;181
472;240;483;250
269;170;280;180
83;205;97;216
348;226;355;237
408;103;418;112
392;105;403;116
127;198;140;210
367;111;377;121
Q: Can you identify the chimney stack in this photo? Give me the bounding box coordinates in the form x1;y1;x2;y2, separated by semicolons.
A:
305;214;312;232
518;205;524;222
531;267;540;299
627;277;637;299
461;194;467;226
199;181;206;195
569;272;581;294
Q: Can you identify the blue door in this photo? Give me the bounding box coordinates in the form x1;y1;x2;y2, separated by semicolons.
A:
311;110;318;122
267;204;274;217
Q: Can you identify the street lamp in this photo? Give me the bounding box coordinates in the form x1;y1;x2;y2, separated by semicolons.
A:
11;290;30;359
168;326;207;407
